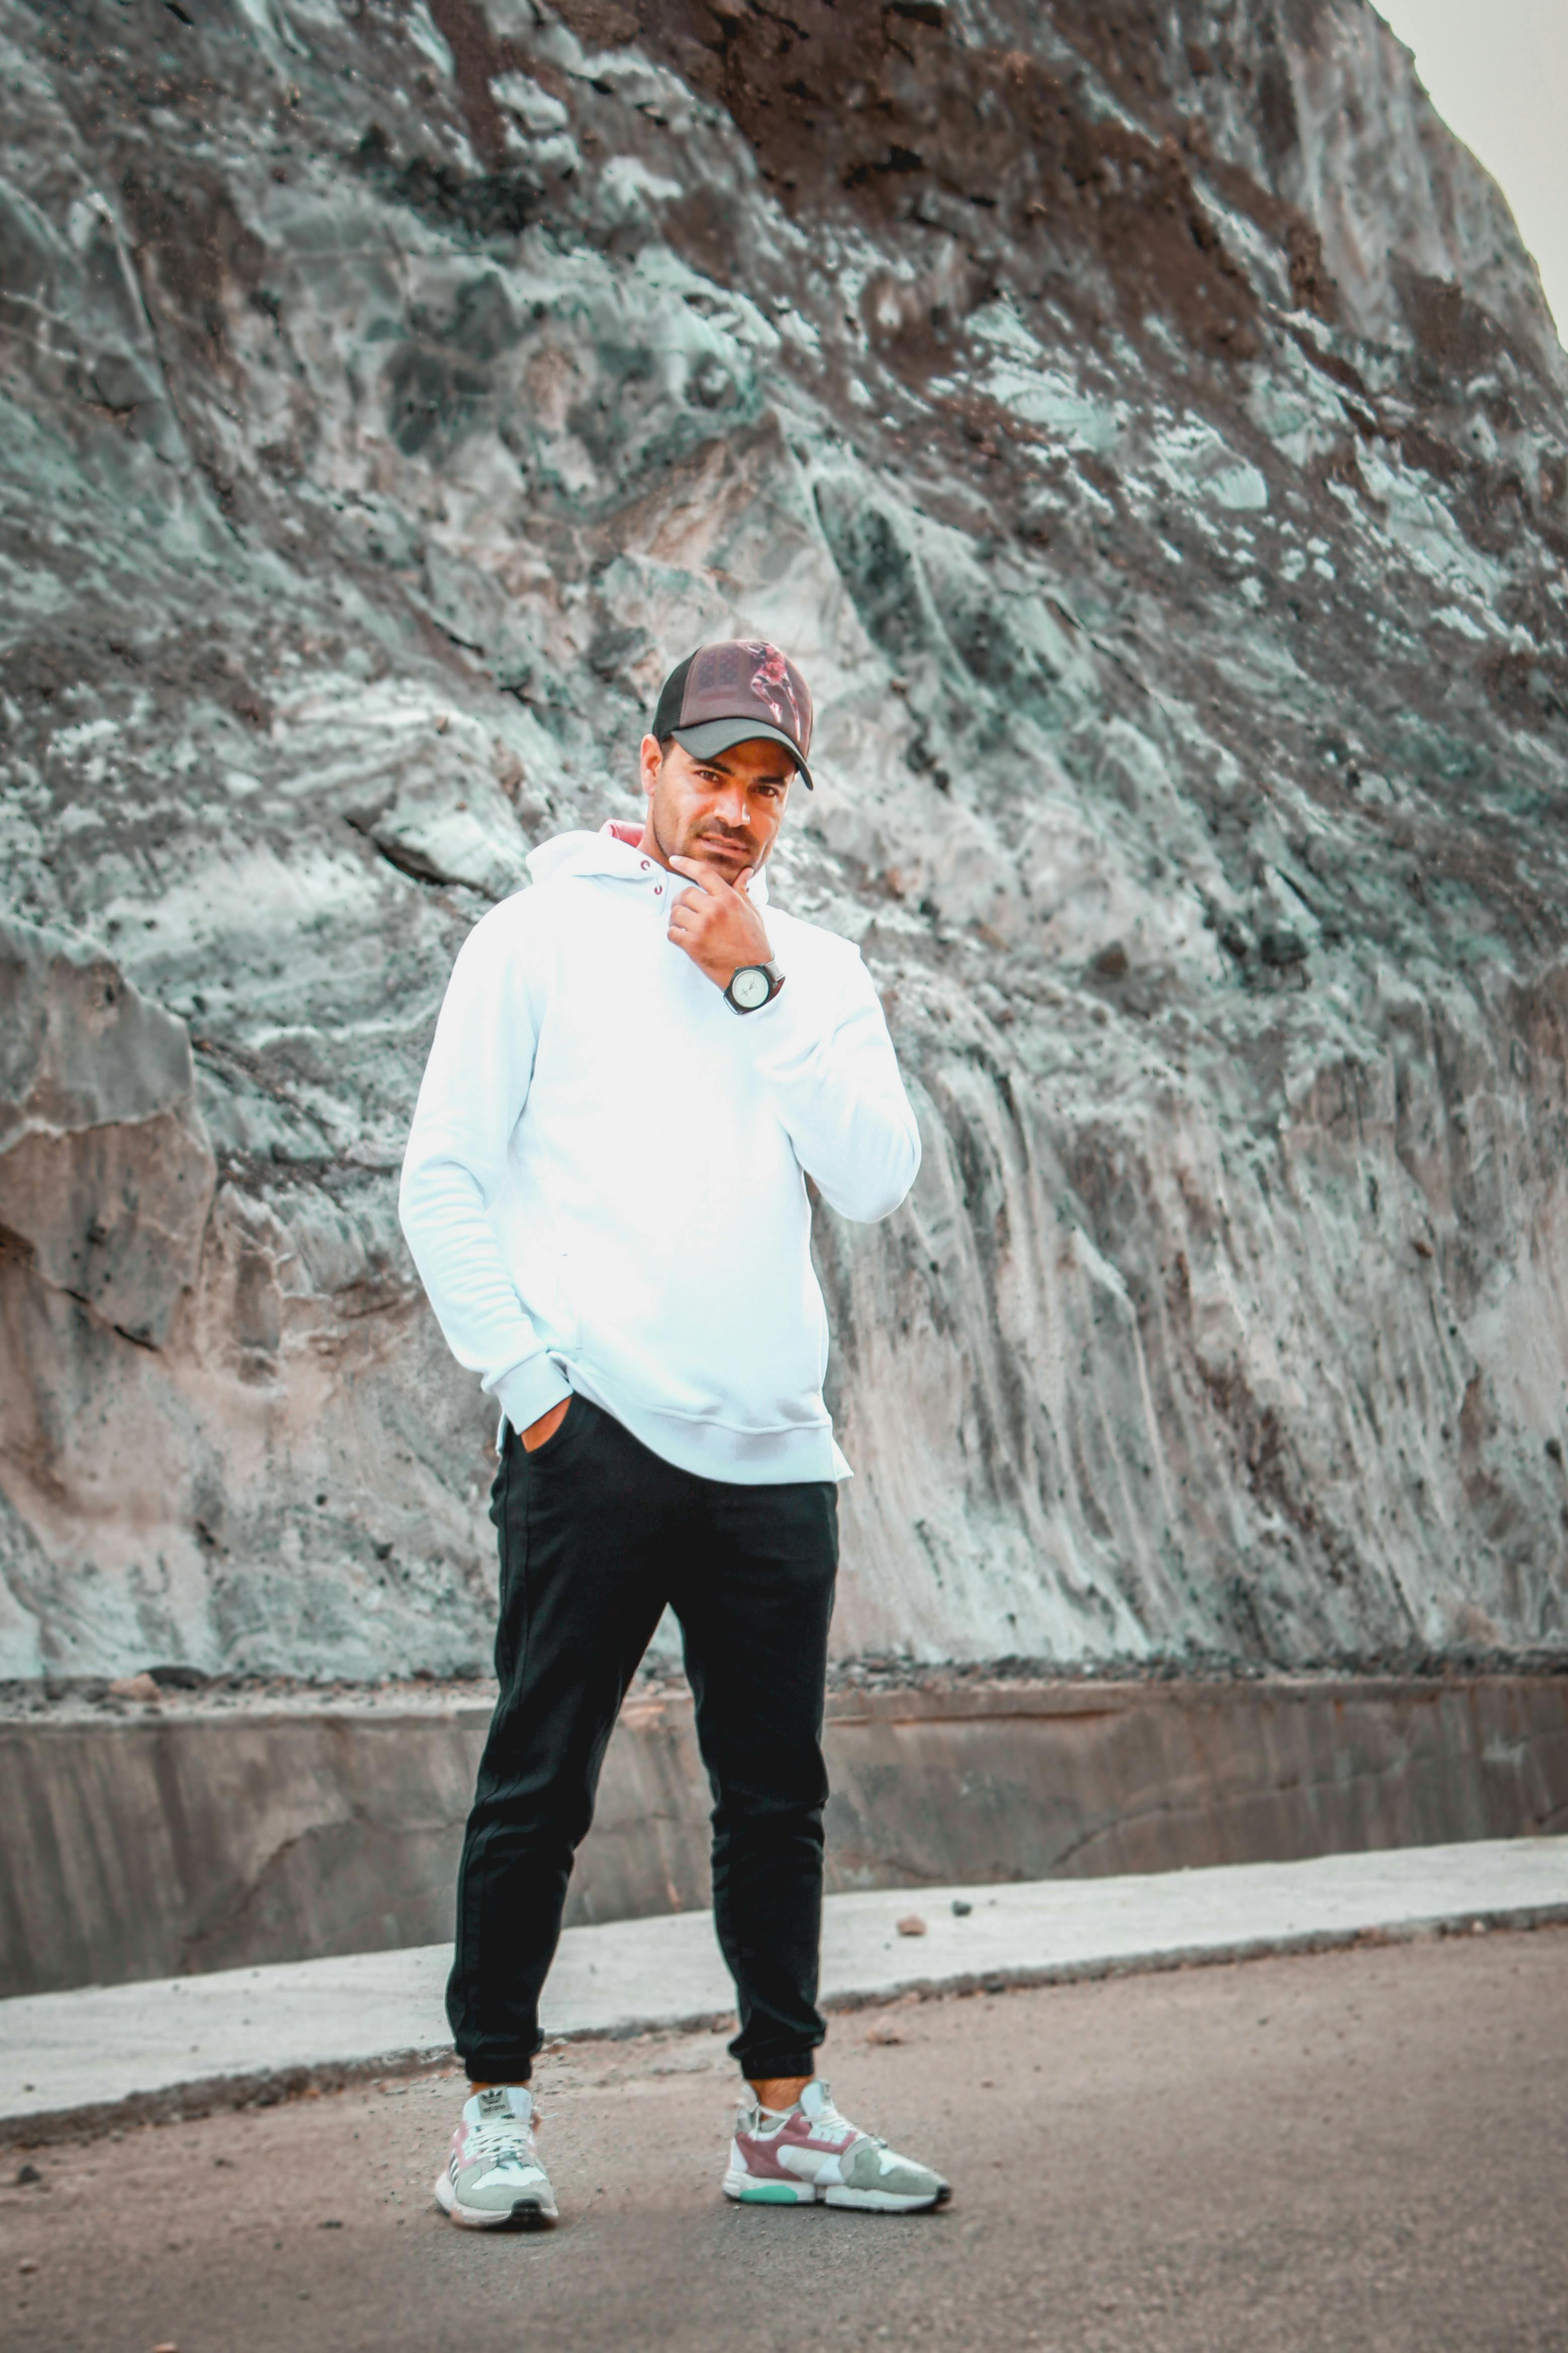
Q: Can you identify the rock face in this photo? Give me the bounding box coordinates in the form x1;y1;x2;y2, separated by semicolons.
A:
2;0;1567;1681
1;914;215;1348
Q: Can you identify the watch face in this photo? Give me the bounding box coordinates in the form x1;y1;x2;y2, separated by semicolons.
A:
730;965;772;1010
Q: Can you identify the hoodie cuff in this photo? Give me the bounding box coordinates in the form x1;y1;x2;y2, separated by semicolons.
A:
493;1354;573;1437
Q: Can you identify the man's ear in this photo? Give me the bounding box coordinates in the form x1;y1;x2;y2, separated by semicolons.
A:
638;732;663;797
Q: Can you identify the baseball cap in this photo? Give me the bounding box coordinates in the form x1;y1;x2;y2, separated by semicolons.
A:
652;639;814;789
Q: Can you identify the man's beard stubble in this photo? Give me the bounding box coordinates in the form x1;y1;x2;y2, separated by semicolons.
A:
655;805;769;874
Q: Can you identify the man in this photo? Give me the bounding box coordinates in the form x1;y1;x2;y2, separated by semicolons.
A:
400;639;947;2228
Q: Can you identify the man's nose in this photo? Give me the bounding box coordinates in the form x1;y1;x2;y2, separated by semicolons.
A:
713;786;750;828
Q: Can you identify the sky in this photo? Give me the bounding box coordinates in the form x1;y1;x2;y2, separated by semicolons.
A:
1376;0;1568;340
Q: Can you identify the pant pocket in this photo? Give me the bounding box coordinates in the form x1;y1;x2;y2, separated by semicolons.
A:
522;1391;585;1463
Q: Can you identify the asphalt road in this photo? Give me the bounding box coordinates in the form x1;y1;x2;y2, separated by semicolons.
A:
5;1929;1565;2353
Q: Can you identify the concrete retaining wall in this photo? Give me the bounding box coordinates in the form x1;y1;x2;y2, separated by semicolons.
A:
4;1675;1565;1998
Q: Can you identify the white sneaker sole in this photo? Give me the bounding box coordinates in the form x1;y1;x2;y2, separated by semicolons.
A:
722;2168;949;2213
434;2171;559;2230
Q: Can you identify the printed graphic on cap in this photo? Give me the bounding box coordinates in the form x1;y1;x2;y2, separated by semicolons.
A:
746;642;810;744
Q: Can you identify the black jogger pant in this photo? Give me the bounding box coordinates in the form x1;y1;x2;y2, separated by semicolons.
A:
446;1394;840;2085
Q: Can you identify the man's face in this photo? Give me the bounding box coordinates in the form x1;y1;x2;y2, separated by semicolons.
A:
638;734;795;879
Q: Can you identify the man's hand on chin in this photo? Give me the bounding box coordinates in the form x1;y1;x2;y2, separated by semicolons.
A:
667;855;774;990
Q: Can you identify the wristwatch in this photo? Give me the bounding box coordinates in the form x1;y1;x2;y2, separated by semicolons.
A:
724;961;786;1014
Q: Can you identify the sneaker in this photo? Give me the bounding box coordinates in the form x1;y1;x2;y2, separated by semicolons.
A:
724;2078;950;2212
434;2085;559;2230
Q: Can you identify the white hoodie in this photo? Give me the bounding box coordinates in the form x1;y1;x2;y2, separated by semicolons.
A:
398;820;921;1484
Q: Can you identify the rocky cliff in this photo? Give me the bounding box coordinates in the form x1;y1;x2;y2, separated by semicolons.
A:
4;0;1567;1683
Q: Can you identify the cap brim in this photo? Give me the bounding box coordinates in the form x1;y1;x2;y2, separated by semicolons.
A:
671;718;813;789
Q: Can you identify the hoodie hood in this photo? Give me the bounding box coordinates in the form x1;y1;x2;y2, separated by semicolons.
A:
526;819;771;904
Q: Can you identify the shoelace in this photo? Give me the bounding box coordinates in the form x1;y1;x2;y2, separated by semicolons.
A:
749;2088;887;2152
809;2093;891;2154
460;2119;541;2174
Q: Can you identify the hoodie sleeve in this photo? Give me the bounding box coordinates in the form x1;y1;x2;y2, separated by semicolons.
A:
747;942;921;1221
398;898;572;1436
